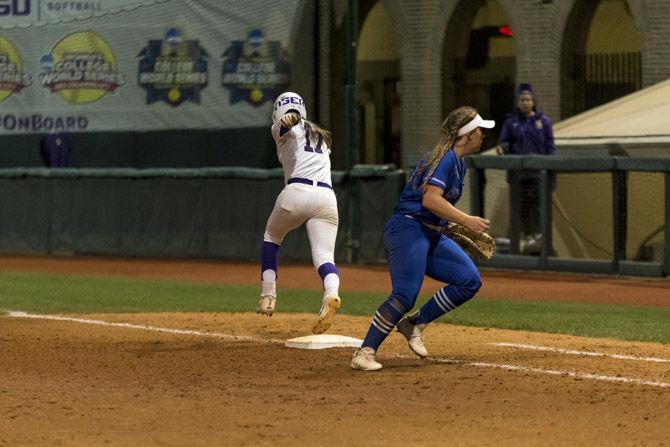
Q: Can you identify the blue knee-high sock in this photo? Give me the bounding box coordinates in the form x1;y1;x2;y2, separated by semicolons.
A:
411;286;473;325
361;297;408;351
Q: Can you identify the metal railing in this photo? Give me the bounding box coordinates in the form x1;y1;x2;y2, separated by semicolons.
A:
466;155;670;277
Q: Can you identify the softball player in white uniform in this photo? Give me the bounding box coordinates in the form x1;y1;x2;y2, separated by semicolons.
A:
257;92;341;334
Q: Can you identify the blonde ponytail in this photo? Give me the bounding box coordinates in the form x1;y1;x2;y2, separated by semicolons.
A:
413;106;478;188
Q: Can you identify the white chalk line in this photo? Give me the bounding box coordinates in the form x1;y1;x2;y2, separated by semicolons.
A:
491;342;670;363
426;357;670;389
6;311;670;389
7;311;284;344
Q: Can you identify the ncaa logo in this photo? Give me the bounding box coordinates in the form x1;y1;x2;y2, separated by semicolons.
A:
0;0;31;16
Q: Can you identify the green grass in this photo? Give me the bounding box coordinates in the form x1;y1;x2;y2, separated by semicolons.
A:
1;271;669;344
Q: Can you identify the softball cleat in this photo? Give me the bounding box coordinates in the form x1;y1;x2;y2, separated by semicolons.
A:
256;295;276;316
396;317;428;358
311;294;341;334
350;347;382;371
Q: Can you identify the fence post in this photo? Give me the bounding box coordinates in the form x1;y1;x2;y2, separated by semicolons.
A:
345;0;360;263
540;169;552;268
469;167;484;217
612;168;628;274
508;173;521;254
665;172;670;276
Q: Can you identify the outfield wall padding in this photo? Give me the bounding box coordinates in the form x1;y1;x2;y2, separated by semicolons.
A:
0;129;278;169
0;166;405;263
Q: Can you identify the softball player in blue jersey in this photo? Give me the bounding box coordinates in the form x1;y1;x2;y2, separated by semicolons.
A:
257;92;342;335
351;106;494;371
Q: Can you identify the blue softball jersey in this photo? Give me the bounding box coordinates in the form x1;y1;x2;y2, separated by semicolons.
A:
393;148;465;227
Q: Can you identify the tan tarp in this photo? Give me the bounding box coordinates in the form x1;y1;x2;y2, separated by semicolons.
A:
554;78;670;146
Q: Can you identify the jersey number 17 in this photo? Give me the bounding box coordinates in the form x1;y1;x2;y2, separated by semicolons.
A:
303;124;323;154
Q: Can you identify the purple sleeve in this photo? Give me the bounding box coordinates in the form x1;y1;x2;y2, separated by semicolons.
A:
544;117;555;155
498;117;512;145
271;121;291;142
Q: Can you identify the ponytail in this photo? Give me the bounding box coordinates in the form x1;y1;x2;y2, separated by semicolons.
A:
413;106;478;188
304;119;332;149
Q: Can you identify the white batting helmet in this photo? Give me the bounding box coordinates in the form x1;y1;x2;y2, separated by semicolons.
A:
272;91;307;123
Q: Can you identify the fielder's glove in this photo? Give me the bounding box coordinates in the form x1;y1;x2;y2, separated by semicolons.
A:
444;223;496;261
280;112;301;128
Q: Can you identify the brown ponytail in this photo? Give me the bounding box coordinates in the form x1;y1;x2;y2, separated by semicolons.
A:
304;119;332;149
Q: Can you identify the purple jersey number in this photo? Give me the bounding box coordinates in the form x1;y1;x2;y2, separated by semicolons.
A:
303;123;323;154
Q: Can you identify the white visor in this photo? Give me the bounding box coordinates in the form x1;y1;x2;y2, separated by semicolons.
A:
457;114;495;136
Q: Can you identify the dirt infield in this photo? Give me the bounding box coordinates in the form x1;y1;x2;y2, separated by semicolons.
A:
1;255;670;446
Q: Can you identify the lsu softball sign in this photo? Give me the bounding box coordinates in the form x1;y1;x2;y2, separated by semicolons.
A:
0;0;171;28
0;0;299;133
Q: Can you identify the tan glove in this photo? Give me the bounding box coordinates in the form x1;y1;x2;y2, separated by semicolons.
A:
444;224;496;261
280;112;301;128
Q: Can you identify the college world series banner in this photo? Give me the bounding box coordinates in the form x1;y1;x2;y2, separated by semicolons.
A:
0;0;298;134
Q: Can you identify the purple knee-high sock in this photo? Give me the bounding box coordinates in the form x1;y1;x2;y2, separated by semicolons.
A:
317;262;339;283
261;241;280;278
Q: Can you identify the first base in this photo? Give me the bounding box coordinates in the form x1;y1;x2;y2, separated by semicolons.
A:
285;334;363;350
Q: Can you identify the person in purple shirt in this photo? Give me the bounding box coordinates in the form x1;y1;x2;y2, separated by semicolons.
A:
496;83;555;252
351;106;494;371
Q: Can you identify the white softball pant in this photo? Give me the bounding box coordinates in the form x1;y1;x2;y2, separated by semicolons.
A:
263;183;339;268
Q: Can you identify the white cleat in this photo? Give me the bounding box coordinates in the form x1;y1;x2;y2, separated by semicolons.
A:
396;317;428;358
312;294;341;334
351;347;382;371
256;295;276;316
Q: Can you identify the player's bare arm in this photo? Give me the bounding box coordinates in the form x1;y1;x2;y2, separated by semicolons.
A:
422;184;489;234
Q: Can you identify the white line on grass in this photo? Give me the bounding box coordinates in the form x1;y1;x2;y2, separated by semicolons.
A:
7;311;670;389
7;311;284;344
491;342;670;363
